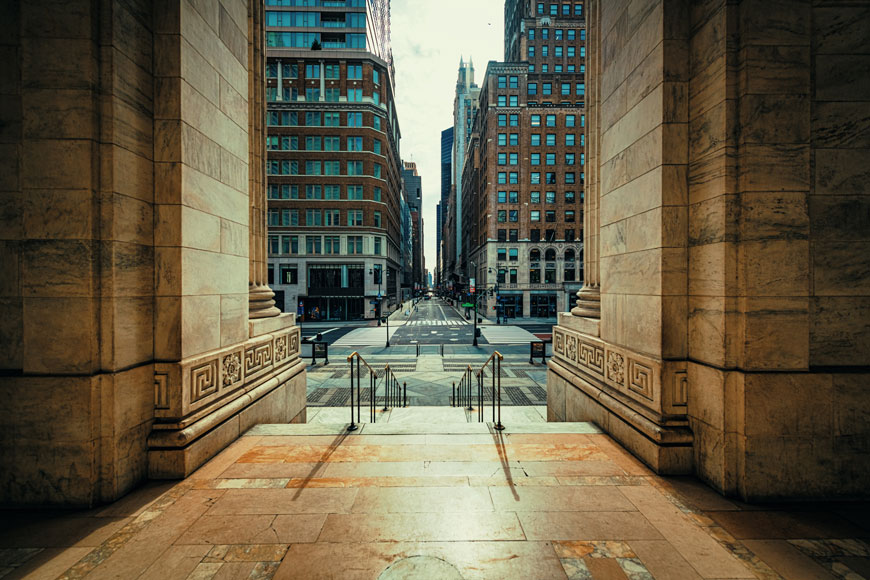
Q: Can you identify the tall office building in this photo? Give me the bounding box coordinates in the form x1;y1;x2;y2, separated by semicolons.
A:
461;0;586;318
264;0;402;321
437;127;454;287
401;161;424;290
450;58;481;286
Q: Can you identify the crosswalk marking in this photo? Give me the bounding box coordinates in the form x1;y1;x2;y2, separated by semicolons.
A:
404;320;469;326
331;327;399;346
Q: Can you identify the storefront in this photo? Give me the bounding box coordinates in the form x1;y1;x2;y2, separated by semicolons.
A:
499;292;523;319
297;296;364;321
530;292;558;318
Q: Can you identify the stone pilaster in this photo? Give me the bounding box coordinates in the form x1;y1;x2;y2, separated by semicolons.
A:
247;0;281;319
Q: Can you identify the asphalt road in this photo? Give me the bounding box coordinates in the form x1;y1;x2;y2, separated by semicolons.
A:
390;298;484;345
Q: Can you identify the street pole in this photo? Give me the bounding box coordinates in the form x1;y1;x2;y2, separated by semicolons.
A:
472;287;478;347
385;300;390;347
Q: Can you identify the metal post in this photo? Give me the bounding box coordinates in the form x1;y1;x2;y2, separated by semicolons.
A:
348;357;357;431
472;292;478;347
385;305;390;347
495;357;504;430
403;381;406;407
467;366;473;411
478;371;482;422
452;382;455;407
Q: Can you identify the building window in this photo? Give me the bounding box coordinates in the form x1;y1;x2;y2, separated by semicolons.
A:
347;185;363;200
561;82;570;95
374;236;382;255
281;266;298;285
531;210;541;221
347;64;362;79
498;191;507;203
510;133;519;146
324;112;340;126
530;267;541;283
509;229;518;242
566;153;575;165
325;185;341;200
324;160;340;175
373;163;382;178
565;229;575;242
498;153;507;165
531;172;541;184
509;172;518;184
566;114;576;127
546;114;556;127
306;185;322;199
545;267;556;283
324;236;340;254
509;114;518;126
498;172;507;184
566;172;576;184
556;46;563;58
528;46;535;58
498;133;507;146
498;114;507;126
373;187;382;201
497;268;506;283
566;133;575;146
531;114;541;127
498;75;507;88
305;64;320;78
347;161;363;175
348;112;363;126
509;153;518;165
531;134;541;146
510;268;518;283
528;83;537;95
305;88;320;101
531;229;541;242
509;191;518;203
497;248;507;261
576;83;585;96
498;95;507;106
498;210;507;223
306;235;321;254
545;210;556;222
305;111;321;126
531;191;541;203
531;153;540;166
348;210;363;226
546;172;557;184
347;136;363;151
374;211;381;227
498;228;506;242
546;191;556;204
546;153;556;165
347;235;363;254
566;210;575;222
509;248;518;261
565;191;576;203
509;95;518;106
509;210;518;222
306;209;322;226
305;160;321;175
546;134;556;146
543;83;552;95
325;209;340;226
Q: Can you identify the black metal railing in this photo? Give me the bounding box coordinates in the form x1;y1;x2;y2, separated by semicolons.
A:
346;351;377;430
478;352;504;429
381;364;407;411
451;364;475;412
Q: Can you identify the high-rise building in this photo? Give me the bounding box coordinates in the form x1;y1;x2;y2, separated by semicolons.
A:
401;161;424;290
438;127;454;287
451;58;481;286
460;0;586;318
264;0;402;322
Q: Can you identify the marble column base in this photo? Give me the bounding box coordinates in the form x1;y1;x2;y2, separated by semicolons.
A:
548;358;693;474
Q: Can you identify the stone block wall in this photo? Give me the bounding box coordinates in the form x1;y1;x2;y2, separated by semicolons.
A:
154;0;251;361
0;0;306;507
0;0;157;506
550;0;869;501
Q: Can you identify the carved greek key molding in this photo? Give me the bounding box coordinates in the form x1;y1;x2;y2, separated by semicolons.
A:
554;329;565;355
274;336;288;362
154;373;170;409
245;342;273;375
673;370;688;406
628;359;653;401
191;360;218;403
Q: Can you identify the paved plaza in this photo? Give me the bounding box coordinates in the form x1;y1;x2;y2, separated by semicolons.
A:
2;410;868;579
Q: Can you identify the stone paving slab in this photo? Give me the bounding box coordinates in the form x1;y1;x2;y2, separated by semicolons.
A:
3;416;869;579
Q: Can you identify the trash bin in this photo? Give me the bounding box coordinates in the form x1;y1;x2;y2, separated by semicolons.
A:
530;341;546;364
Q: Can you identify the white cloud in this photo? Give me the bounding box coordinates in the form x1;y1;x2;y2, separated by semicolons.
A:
391;0;504;275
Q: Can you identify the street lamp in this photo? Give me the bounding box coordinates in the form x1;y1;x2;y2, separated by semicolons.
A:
369;266;382;327
488;267;501;325
370;266;389;347
471;261;479;347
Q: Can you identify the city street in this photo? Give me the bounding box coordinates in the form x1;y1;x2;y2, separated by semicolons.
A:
390;298;474;345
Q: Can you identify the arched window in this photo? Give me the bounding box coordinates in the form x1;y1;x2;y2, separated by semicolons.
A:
545;248;556;261
530;249;541;261
564;249;575;262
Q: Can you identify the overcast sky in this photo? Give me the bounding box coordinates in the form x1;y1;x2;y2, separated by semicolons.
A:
391;0;505;276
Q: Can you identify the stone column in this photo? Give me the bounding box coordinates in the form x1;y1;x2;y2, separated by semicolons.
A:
248;0;281;319
571;0;600;321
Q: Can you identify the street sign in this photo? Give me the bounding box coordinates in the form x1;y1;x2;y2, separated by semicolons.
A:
370;300;379;304
461;302;474;308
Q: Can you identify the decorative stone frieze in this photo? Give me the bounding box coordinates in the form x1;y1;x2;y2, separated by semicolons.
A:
552;326;687;421
153;325;302;424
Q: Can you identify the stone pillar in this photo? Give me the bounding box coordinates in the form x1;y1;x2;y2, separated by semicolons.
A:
549;0;870;502
571;0;601;322
248;0;281;320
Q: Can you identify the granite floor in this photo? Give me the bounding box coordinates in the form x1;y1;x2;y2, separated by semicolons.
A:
1;409;868;579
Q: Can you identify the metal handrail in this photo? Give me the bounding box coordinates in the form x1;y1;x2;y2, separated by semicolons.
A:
347;352;378;431
475;351;504;429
